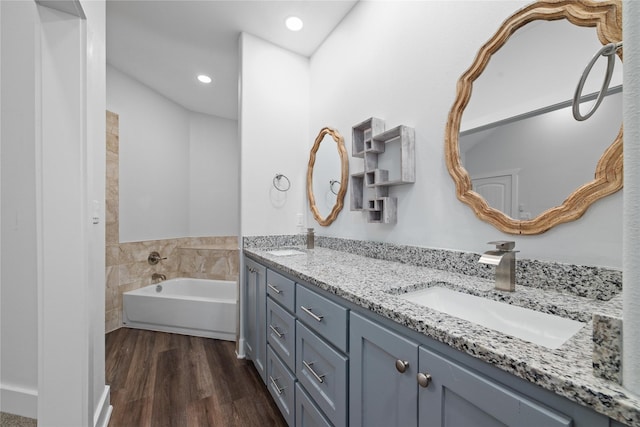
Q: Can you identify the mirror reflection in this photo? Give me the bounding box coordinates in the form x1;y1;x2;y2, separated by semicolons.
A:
460;20;622;219
445;1;623;235
307;127;349;226
461;89;622;219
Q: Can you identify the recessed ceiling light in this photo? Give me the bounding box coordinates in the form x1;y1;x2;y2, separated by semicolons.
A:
197;74;212;84
285;16;304;32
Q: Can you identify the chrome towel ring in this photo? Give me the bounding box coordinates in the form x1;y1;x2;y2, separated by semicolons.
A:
329;180;341;195
273;174;291;192
573;41;623;121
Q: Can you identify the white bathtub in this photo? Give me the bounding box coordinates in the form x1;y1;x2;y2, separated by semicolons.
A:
123;278;237;341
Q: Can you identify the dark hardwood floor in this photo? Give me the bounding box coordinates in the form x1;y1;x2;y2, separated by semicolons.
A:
106;328;287;427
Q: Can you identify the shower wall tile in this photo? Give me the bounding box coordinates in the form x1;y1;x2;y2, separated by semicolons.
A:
106;244;119;267
177;247;239;281
105;111;119;245
105;308;120;333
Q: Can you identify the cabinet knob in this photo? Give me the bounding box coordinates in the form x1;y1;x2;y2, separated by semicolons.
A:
417;372;432;388
395;359;409;373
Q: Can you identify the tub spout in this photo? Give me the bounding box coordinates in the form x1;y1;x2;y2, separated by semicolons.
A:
478;241;518;292
152;273;167;284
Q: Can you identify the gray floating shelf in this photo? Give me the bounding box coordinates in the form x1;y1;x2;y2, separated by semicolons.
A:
352;117;385;158
350;118;415;224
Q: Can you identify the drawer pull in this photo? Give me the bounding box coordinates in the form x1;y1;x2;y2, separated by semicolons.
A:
300;305;324;322
302;360;325;384
269;375;285;395
395;359;410;373
417;372;432;388
267;283;282;294
269;324;284;338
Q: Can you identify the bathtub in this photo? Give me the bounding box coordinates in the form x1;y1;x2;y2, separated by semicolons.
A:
123;278;237;341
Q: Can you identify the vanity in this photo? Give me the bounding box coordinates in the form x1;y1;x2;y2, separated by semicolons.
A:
244;0;633;426
242;242;636;427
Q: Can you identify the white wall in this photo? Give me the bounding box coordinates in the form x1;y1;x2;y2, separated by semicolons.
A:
107;65;190;241
189;113;239;236
107;65;239;242
0;1;40;417
239;33;310;237
308;1;622;268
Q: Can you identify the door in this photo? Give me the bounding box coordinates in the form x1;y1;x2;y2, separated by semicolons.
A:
244;258;266;382
472;171;517;217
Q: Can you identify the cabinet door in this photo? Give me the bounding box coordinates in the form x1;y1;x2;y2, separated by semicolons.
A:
244;258;266;382
418;347;572;427
349;312;419;427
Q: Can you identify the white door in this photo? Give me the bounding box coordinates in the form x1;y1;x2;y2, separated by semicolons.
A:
472;174;514;217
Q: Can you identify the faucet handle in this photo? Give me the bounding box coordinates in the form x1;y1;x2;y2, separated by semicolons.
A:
487;241;515;251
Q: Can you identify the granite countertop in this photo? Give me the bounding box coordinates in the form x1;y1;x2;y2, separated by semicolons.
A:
244;246;639;427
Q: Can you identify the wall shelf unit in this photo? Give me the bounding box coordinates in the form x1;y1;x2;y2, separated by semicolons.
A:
350;118;415;224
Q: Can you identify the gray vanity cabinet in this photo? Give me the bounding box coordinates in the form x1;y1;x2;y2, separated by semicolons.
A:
350;311;419;427
245;254;619;427
244;257;267;382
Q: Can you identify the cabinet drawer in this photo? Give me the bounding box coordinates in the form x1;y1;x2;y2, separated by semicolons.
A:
295;383;333;427
296;284;348;352
267;297;296;372
296;321;347;427
267;269;295;311
267;346;296;427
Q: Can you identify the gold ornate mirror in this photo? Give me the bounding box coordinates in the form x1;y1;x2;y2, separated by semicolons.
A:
445;0;623;235
307;127;349;226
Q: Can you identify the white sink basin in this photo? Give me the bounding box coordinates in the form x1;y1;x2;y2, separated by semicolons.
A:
267;249;306;256
397;287;584;349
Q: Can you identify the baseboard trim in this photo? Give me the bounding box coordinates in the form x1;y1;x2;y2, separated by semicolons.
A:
236;337;246;359
93;385;112;427
0;383;38;419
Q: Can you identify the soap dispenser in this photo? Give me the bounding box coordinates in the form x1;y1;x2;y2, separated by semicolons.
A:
307;228;315;249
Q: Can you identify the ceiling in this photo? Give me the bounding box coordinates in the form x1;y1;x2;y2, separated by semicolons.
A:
106;0;359;120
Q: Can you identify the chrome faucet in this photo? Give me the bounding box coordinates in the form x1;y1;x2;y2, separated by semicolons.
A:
478;241;518;292
152;273;166;283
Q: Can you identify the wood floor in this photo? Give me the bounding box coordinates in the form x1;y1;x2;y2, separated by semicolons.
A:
106;328;287;427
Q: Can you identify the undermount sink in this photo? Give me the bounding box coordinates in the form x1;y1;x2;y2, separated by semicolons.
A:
267;249;306;256
397;287;584;349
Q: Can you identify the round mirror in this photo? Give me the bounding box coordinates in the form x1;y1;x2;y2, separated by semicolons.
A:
445;0;623;235
307;127;349;226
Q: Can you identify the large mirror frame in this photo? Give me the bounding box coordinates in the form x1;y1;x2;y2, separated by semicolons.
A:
445;0;623;235
307;127;349;226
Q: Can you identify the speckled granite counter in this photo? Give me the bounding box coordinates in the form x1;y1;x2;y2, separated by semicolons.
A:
244;245;638;427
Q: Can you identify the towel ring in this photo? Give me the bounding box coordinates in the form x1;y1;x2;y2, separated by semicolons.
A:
273;174;291;192
572;41;622;121
329;180;341;195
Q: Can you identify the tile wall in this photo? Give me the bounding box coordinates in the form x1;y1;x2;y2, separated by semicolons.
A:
105;111;239;333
